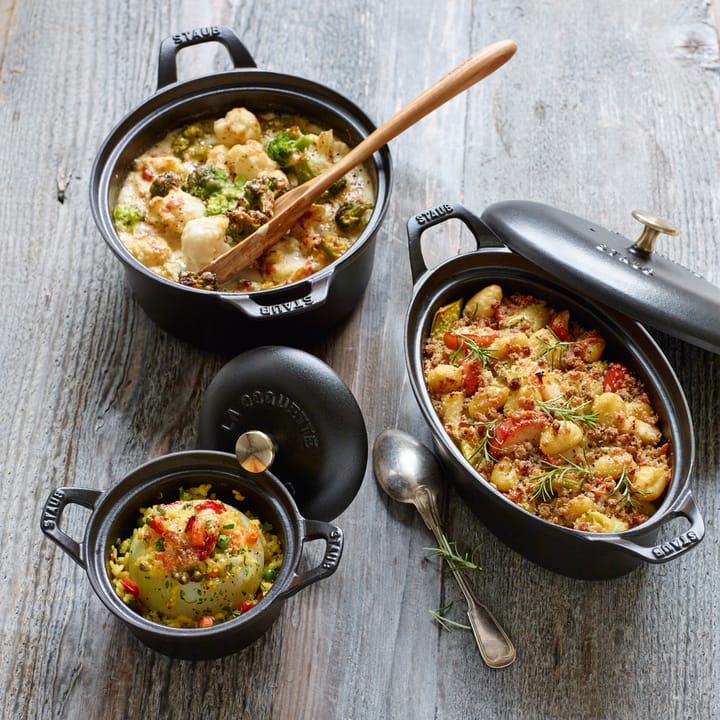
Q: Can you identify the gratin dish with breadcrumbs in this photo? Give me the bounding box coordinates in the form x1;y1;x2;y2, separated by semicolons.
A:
422;284;671;533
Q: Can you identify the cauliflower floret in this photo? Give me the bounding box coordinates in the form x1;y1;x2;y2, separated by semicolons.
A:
205;144;230;172
141;155;184;177
227;140;279;180
181;215;231;272
147;188;205;237
214;107;262;146
124;232;172;267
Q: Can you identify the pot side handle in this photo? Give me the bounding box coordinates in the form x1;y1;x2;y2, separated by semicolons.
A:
219;274;332;319
157;25;257;89
40;487;102;569
280;519;344;599
597;487;705;564
406;202;496;284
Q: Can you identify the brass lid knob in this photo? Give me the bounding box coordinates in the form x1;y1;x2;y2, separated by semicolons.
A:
235;430;276;473
631;210;679;254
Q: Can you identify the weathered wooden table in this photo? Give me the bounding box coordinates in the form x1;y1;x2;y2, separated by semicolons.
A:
1;1;718;718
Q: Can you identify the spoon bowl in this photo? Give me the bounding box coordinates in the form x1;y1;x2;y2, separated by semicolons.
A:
373;428;444;504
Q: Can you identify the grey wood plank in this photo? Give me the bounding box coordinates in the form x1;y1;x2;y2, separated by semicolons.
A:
0;0;718;719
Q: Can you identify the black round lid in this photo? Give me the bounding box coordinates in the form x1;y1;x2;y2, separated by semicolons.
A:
480;200;720;354
197;346;368;521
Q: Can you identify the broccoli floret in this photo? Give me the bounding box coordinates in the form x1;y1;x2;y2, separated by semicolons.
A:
112;204;144;230
149;172;181;198
226;209;262;245
266;131;314;167
178;270;218;291
183;165;229;200
334;202;374;232
319;177;347;202
172;124;210;162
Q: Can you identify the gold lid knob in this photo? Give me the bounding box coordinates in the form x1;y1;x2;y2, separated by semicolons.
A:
631;210;679;254
235;430;276;473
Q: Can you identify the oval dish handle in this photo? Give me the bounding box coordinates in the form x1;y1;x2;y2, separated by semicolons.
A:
219;274;332;319
157;25;257;88
40;487;102;568
281;519;344;598
595;488;705;564
406;202;496;283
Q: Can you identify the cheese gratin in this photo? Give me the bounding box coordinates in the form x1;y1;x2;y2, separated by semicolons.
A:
422;284;671;533
112;107;376;292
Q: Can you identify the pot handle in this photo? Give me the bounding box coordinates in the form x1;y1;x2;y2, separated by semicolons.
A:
406;202;497;284
219;274;332;318
591;487;705;564
157;25;257;89
40;487;103;569
280;519;344;598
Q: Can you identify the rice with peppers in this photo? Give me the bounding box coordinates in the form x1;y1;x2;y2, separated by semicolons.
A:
107;484;283;628
422;284;672;533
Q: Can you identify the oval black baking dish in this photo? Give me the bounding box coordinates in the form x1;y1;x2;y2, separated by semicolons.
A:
403;202;707;580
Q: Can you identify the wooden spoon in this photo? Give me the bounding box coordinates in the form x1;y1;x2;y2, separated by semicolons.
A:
201;39;517;284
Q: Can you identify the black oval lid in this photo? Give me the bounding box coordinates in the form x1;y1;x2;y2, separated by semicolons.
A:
480;200;720;354
197;346;367;521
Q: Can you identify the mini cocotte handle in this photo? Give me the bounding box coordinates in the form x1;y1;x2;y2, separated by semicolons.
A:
157;25;257;88
40;486;103;569
281;519;344;598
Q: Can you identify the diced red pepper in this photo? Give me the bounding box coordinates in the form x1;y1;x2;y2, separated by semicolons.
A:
121;578;140;598
603;362;631;392
548;310;570;341
443;331;497;351
141;165;154;181
461;359;480;395
245;527;259;545
492;414;545;450
195;499;226;514
149;515;167;536
239;601;255;614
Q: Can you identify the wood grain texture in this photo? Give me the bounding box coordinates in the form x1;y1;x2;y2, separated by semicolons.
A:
0;1;718;719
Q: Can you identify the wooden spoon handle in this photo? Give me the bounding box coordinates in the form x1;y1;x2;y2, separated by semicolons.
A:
203;39;517;283
279;38;518;208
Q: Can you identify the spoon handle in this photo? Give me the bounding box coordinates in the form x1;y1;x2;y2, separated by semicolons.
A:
414;489;516;669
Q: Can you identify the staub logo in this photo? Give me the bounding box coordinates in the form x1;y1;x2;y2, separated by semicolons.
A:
414;204;454;225
172;26;222;45
595;243;655;276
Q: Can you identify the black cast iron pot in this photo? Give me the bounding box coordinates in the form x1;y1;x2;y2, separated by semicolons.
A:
90;26;393;352
404;202;705;580
40;450;343;659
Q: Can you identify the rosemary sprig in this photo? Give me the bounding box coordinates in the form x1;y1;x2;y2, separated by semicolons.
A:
531;452;593;502
449;333;497;367
537;396;599;427
611;467;645;509
537;327;571;369
424;533;482;573
430;603;471;632
467;419;499;465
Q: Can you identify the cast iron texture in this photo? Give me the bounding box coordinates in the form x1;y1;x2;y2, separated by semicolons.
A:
89;26;393;352
481;200;720;354
404;202;704;580
197;346;368;521
40;451;343;659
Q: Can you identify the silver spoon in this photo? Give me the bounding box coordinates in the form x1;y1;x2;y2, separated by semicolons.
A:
373;428;516;668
